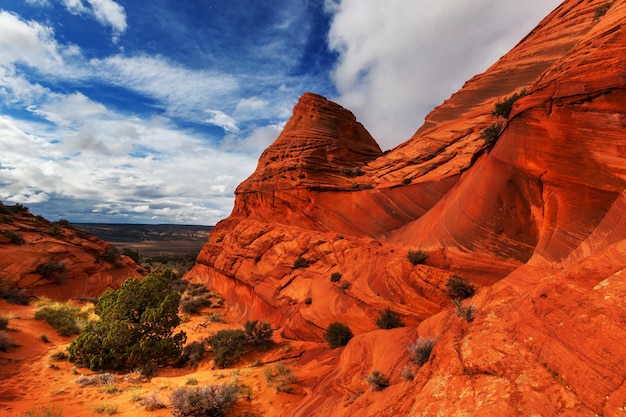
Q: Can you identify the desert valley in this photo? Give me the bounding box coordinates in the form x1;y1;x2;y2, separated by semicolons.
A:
1;0;626;416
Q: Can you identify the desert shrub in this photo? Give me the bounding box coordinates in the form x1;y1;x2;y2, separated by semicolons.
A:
50;351;68;361
140;392;166;411
101;247;122;265
400;364;415;381
445;276;475;300
40;334;50;343
324;322;353;348
36;261;66;278
0;287;32;305
20;406;63;417
366;370;390;391
293;257;308;269
304;297;312;305
34;302;86;336
180;296;211;315
8;203;29;214
75;373;116;387
407;250;428;265
375;308;404;329
339;282;351;292
453;299;476;322
56;219;71;227
0;330;17;352
244;320;274;347
264;362;297;393
594;2;613;20
175;340;207;368
3;230;25;245
340;167;364;177
48;224;62;235
407;337;436;367
0;314;10;330
207;312;224;322
68;272;186;371
492;89;526;119
121;248;139;263
169;383;240;417
480;122;503;147
207;329;248;368
330;272;342;282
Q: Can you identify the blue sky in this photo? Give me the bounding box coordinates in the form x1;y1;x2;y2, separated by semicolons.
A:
0;0;560;224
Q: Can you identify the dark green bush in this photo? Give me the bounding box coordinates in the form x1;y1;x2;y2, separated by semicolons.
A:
330;272;342;282
407;250;427;265
175;340;207;368
293;257;308;269
48;224;62;235
169;383;239;417
366;370;390;391
207;329;248;368
480;122;503;148
324;322;353;348
375;308;404;329
445;276;475;300
0;315;9;330
492;90;526;119
3;230;25;245
36;261;66;278
244;320;274;347
407;337;436;366
68;272;186;371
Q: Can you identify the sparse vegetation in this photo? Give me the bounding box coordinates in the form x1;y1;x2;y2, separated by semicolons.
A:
20;406;63;417
175;340;207;368
407;337;436;367
2;230;25;245
207;329;248;368
68;272;186;371
403;178;412;185
453;299;476;322
264;362;297;393
407;250;428;265
339;282;351;292
480;122;503;148
140;391;166;411
330;272;342;282
445;276;476;301
75;373;116;387
0;330;17;352
293;256;308;269
169;383;240;417
401;364;415;381
0;314;10;330
324;322;353;348
375;308;404;329
244;320;274;348
304;297;312;305
492;89;526;119
366;370;390;391
340;166;364;177
34;301;90;336
594;2;613;20
36;261;66;278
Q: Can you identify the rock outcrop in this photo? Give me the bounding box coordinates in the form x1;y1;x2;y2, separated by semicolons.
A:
188;0;626;415
0;204;141;299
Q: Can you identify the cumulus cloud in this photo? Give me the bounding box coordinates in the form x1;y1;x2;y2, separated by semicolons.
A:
61;0;127;39
325;0;562;148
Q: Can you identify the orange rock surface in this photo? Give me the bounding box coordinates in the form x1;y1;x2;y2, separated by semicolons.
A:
0;207;141;299
187;0;626;415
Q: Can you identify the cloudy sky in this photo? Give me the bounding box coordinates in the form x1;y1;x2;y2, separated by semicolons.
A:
0;0;561;225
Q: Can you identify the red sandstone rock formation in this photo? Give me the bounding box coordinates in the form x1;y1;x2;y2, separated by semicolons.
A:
188;0;626;415
0;205;141;299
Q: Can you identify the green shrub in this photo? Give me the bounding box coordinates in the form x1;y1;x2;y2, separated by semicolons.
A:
375;308;404;329
207;329;248;368
121;248;139;263
445;276;475;300
175;340;207;368
324;322;353;348
244;320;274;347
264;362;297;393
48;224;62;236
34;302;86;336
293;257;308;269
480;122;503;148
453;299;476;322
492;90;526;119
407;337;436;366
8;203;29;214
0;314;10;330
3;230;25;244
169;383;239;417
407;250;427;265
366;370;390;391
0;330;17;352
330;272;342;282
68;272;186;371
36;261;66;278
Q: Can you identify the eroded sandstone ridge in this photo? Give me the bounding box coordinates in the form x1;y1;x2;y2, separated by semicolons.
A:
188;0;626;415
0;204;141;299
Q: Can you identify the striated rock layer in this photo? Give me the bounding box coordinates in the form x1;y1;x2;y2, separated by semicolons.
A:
0;206;141;299
188;0;626;415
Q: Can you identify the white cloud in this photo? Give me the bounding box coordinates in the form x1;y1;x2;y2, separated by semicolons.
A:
205;110;239;133
236;97;269;112
61;0;127;40
325;0;562;148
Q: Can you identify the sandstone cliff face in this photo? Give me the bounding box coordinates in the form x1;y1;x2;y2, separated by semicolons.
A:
188;0;626;415
0;206;141;299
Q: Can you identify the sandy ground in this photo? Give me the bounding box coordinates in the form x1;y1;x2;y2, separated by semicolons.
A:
0;299;328;417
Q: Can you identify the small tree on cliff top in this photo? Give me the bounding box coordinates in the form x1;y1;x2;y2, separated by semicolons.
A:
68;272;186;371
